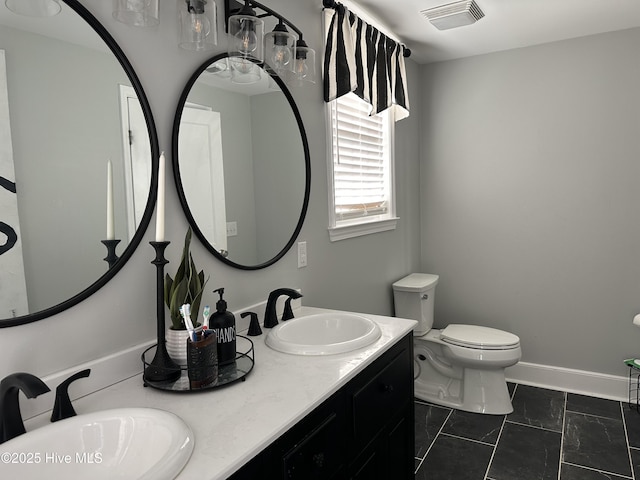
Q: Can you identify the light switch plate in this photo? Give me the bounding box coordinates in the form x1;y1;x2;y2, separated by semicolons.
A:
297;241;307;268
226;221;238;237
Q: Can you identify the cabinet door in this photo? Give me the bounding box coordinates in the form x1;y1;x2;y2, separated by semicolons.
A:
349;444;384;480
385;408;414;479
351;338;412;451
348;406;414;480
282;411;346;479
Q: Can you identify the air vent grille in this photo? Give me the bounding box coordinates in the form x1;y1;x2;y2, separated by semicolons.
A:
421;0;485;30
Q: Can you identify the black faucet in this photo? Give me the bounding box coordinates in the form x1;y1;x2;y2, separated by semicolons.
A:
264;288;303;328
51;369;91;422
0;372;50;444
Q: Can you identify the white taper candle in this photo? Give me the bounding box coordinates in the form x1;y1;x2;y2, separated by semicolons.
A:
106;159;114;240
155;152;165;242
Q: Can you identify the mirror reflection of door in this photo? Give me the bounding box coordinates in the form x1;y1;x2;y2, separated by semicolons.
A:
119;85;151;241
0;49;27;318
179;104;227;253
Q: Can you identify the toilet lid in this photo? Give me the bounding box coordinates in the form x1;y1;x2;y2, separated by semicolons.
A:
440;324;520;350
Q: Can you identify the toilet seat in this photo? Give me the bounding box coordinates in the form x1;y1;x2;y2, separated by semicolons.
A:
440;324;520;350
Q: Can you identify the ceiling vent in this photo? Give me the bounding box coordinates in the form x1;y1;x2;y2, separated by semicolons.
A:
421;0;485;30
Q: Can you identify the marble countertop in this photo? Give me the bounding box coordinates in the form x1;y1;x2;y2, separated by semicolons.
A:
26;307;416;480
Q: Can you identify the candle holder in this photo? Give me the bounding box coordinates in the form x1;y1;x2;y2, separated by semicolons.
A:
101;239;121;269
144;241;181;383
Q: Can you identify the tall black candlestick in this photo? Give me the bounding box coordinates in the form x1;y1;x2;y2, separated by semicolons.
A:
101;239;121;269
144;241;181;383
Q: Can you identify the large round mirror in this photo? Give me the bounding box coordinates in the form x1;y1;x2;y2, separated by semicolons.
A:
0;0;158;327
172;54;310;269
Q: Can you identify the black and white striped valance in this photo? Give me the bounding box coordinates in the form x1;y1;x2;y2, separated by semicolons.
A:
323;4;410;121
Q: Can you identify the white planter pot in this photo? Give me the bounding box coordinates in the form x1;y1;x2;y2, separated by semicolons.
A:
166;327;191;366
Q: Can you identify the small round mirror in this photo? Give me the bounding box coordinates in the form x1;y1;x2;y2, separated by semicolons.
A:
172;53;310;269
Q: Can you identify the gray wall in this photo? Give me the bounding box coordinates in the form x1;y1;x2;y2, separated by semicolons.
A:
421;27;640;376
1;25;131;312
251;91;306;263
0;0;421;380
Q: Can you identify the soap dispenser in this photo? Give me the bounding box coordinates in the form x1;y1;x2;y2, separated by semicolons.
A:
210;288;237;366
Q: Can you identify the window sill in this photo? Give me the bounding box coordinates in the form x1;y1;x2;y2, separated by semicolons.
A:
328;217;399;242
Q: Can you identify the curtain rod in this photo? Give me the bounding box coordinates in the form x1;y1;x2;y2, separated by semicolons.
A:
322;0;412;57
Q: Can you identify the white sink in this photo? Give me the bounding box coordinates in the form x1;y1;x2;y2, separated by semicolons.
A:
265;312;382;355
0;407;194;480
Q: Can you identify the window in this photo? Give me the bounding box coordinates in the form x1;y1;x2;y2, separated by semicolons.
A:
327;92;397;241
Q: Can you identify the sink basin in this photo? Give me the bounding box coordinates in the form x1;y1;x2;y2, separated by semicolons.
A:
0;407;194;480
266;312;382;355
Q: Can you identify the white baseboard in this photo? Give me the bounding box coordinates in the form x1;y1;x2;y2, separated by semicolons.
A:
506;361;629;403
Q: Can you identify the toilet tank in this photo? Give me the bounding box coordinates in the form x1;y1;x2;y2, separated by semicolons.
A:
392;273;439;336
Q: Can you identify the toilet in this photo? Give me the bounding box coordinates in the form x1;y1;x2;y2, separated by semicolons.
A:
392;273;521;415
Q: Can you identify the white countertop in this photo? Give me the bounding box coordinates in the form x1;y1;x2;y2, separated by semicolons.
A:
26;307;416;480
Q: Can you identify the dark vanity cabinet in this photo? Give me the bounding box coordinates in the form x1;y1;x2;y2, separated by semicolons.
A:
228;333;414;480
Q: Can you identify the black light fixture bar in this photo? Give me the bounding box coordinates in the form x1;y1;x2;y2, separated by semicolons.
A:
224;0;304;39
321;0;411;57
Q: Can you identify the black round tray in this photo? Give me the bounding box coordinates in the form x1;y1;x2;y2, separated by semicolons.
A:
142;335;254;392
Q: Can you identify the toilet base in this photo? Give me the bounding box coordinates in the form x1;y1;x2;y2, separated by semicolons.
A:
414;363;514;415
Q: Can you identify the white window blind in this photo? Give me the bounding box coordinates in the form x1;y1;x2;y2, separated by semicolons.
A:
329;92;391;223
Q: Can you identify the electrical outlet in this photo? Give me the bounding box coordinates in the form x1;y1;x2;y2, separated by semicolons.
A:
226;221;238;237
297;241;307;268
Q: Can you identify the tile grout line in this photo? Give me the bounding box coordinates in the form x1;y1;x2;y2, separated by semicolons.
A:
557;391;567;480
505;418;563;433
621;401;636;480
482;414;506;480
414;403;454;475
439;431;497;448
482;384;517;480
562;461;634;480
565;408;632;422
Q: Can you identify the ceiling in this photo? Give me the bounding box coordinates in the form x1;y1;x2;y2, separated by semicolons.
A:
349;0;640;64
0;2;108;52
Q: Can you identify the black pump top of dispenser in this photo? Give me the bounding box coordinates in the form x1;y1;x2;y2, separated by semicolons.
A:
213;287;228;313
210;287;236;330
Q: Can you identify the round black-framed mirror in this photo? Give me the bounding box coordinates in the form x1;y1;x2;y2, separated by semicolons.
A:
0;0;159;327
172;53;310;270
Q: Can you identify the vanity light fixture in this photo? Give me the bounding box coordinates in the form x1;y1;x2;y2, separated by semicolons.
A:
225;0;316;84
226;0;264;66
112;0;159;27
291;38;315;85
178;0;218;51
5;0;61;17
263;20;295;74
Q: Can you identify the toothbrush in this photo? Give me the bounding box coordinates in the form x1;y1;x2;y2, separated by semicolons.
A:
180;304;196;342
203;305;211;329
179;304;190;331
184;304;196;340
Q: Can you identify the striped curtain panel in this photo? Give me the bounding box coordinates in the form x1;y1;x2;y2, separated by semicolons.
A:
323;4;410;121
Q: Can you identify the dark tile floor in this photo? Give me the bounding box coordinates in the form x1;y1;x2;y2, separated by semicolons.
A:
414;383;640;479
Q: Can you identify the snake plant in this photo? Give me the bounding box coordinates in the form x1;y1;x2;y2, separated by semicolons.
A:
164;227;208;330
